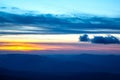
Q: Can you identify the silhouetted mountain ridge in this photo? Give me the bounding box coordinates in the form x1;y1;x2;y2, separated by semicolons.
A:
0;54;120;80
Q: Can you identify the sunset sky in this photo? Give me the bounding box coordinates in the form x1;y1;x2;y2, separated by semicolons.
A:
1;1;120;80
0;0;120;54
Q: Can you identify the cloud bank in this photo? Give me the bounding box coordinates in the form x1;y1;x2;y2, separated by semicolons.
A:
80;34;120;44
0;7;120;34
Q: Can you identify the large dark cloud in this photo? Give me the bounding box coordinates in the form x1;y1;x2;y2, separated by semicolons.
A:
0;10;120;34
79;34;120;44
91;35;120;44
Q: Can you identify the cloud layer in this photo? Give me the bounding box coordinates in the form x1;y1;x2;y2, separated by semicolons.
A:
0;8;120;34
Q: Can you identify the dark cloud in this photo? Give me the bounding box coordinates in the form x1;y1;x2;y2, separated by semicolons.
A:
79;34;120;44
0;11;120;34
91;35;120;44
79;34;89;42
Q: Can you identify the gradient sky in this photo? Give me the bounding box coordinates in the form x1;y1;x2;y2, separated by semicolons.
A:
0;34;120;43
0;0;120;16
0;34;120;54
0;0;120;54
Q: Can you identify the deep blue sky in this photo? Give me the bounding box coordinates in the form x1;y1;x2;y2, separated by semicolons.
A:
0;0;120;16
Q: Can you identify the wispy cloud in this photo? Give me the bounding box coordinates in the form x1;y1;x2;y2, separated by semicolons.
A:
0;10;120;34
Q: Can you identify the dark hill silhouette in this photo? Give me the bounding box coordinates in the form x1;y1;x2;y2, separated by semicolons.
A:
0;54;120;80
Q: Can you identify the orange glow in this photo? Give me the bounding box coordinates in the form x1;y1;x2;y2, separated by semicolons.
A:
0;42;45;51
0;42;68;51
0;42;120;54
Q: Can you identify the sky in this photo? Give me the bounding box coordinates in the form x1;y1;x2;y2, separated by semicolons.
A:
0;0;120;53
0;0;120;16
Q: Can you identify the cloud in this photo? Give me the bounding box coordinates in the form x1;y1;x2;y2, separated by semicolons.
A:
91;35;120;44
0;11;120;34
0;7;7;9
79;34;120;44
79;34;89;42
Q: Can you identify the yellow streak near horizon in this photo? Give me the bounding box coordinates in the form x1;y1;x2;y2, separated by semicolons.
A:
0;42;45;51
